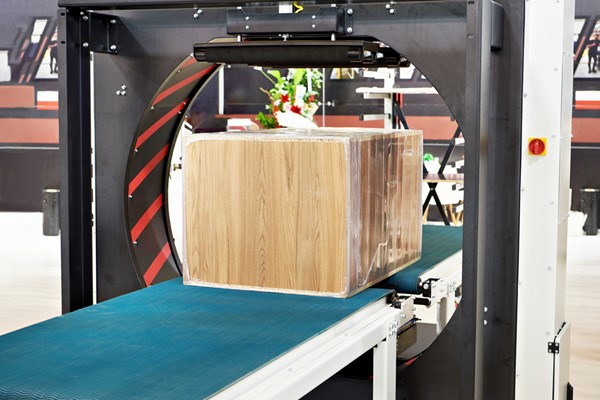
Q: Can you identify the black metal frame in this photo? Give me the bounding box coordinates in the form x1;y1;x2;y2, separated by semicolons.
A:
58;7;93;312
58;1;524;398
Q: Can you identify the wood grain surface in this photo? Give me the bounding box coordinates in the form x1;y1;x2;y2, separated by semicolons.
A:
184;129;422;296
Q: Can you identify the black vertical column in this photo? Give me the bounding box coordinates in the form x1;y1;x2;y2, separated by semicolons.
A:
58;8;93;313
462;0;495;397
481;0;525;396
465;0;525;398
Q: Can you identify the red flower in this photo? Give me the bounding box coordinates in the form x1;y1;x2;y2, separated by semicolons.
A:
273;105;279;112
281;93;290;103
290;105;302;114
308;94;315;103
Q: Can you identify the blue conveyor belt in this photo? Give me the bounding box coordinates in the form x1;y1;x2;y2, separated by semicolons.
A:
381;225;463;294
0;279;390;400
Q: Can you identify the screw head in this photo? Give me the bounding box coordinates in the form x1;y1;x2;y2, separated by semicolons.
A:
389;8;396;14
347;9;354;15
82;15;89;21
110;19;116;24
193;13;199;19
346;27;353;34
82;42;89;48
312;24;316;29
110;44;117;51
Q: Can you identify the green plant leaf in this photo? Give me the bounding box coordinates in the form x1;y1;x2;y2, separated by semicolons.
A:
256;112;277;129
267;69;282;82
293;69;306;85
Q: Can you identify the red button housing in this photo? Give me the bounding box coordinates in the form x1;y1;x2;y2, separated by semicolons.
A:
528;138;546;156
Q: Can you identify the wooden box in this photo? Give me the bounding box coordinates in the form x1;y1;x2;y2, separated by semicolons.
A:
183;128;422;297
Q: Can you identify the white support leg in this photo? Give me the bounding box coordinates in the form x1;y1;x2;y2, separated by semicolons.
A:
436;296;448;334
213;300;403;400
373;319;398;400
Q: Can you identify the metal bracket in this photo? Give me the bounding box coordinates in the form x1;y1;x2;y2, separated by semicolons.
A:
227;7;351;36
389;293;410;309
87;13;120;54
420;278;439;298
413;296;431;306
490;1;504;51
547;341;560;354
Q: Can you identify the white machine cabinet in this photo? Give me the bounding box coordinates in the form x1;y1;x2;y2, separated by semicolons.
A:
516;0;574;398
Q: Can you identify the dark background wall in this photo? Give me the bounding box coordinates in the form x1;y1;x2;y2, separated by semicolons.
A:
0;0;59;212
0;148;59;211
0;1;58;50
571;147;600;211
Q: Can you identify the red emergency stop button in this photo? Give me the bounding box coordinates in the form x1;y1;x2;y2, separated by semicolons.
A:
528;138;547;156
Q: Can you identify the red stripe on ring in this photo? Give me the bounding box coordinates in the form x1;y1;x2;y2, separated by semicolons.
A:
143;242;172;286
136;101;186;149
180;57;198;69
131;194;163;243
128;145;169;196
152;65;216;107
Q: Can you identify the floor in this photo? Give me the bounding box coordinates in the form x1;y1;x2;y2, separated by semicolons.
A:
0;212;598;397
0;212;61;336
564;235;600;399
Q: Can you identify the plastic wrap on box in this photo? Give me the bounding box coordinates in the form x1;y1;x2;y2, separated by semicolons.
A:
182;128;422;297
